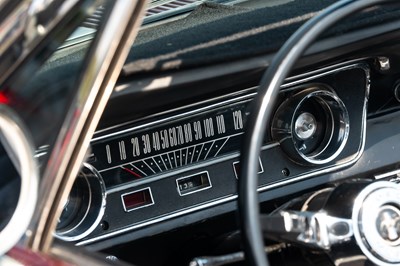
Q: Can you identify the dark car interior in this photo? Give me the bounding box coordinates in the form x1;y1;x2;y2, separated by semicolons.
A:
10;0;400;265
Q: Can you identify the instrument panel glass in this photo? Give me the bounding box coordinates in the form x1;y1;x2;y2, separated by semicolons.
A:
92;101;252;188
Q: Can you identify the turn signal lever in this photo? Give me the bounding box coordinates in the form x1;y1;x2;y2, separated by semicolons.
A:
261;181;400;266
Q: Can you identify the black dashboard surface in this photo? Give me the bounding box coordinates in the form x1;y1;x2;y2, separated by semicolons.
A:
122;0;400;74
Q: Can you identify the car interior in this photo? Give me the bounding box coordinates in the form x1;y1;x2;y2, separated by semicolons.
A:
1;0;400;265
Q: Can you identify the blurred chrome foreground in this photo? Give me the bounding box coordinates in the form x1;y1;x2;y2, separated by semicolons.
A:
0;0;148;264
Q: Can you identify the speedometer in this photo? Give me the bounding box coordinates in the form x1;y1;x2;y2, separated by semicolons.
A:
91;99;251;189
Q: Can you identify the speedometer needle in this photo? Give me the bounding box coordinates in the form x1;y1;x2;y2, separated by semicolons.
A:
122;167;142;179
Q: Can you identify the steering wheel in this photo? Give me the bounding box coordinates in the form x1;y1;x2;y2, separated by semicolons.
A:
238;0;398;265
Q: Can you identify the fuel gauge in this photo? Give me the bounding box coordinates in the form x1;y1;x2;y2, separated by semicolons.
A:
272;87;350;165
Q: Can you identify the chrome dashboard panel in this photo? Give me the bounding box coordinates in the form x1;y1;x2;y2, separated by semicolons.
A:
76;62;368;245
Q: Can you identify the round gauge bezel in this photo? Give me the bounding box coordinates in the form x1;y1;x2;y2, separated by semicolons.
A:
290;90;350;165
55;163;106;242
272;87;350;165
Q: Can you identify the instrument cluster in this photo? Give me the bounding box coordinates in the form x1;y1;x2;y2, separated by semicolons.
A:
56;62;369;245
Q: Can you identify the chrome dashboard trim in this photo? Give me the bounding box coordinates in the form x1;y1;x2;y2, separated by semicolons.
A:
78;194;237;246
375;169;400;180
79;62;369;245
92;96;255;141
95;59;368;139
289;90;350;165
59;174;93;236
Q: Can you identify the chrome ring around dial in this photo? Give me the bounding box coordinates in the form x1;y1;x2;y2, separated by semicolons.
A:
55;163;106;242
272;88;350;165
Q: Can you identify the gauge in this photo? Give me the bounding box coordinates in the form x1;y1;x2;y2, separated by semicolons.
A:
91;101;251;188
56;163;106;241
272;87;350;165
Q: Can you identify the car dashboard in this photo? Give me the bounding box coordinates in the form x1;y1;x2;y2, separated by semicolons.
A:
38;1;400;265
65;62;368;242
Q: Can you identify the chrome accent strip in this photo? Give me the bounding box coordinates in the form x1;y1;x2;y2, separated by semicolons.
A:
58;174;93;236
93;97;254;141
0;106;38;255
119;57;368;97
121;187;155;212
375;169;400;180
0;2;30;55
78;195;236;246
0;0;94;87
94;61;367;139
78;63;369;245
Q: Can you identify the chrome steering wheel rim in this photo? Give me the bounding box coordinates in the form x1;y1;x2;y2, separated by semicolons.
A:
0;105;38;255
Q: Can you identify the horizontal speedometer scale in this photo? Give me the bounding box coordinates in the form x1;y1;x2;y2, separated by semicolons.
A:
91;101;250;188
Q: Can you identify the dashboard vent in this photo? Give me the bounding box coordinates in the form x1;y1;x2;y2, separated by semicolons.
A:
82;0;237;29
147;0;198;16
62;0;236;49
82;5;105;29
144;0;203;25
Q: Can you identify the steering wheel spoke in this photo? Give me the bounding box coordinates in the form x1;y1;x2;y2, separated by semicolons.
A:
261;211;353;250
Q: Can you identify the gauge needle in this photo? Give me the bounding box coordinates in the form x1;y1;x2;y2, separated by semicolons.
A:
122;167;142;179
